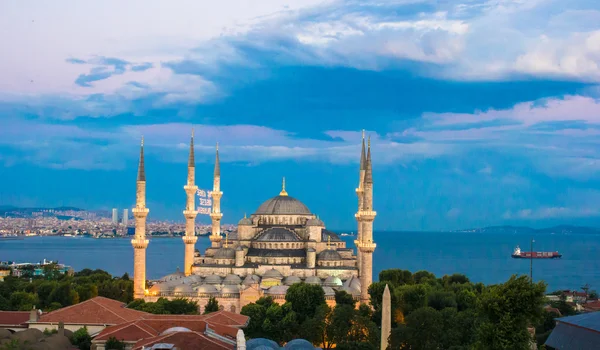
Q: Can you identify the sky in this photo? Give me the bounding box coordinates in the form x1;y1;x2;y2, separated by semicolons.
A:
1;0;600;231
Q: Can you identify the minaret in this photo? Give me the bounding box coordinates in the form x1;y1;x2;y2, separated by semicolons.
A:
358;137;376;303
132;136;149;299
183;129;198;276
381;284;391;350
209;143;223;248
354;130;367;275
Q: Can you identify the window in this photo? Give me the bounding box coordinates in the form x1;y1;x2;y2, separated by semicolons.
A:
230;305;236;313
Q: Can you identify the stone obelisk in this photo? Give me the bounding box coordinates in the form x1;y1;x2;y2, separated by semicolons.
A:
183;129;198;276
381;284;391;350
132;137;149;299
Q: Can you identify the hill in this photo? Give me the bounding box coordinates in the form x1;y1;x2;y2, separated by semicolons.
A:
454;225;600;234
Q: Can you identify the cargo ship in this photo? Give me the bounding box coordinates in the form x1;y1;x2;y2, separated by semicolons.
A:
511;245;562;259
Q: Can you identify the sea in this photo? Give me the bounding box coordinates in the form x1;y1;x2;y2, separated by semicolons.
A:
1;231;599;293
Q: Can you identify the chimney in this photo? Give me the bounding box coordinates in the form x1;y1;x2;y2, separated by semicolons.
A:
58;321;65;336
29;306;38;322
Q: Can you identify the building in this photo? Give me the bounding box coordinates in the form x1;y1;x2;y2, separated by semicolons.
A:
123;209;129;226
113;208;119;224
133;131;376;312
545;311;600;349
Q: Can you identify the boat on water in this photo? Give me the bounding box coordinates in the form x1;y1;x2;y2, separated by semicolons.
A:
511;245;562;259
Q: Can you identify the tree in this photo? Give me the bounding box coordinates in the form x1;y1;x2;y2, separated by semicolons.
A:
589;290;598;299
475;275;546;350
334;290;355;307
379;269;413;287
204;297;219;314
388;307;443;350
10;292;39;311
166;298;199;314
105;337;126;350
285;283;326;322
71;326;92;350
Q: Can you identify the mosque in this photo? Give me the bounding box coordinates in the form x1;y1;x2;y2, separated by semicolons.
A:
131;131;377;313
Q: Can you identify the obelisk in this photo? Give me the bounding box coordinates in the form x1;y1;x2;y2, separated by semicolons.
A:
381;284;391;350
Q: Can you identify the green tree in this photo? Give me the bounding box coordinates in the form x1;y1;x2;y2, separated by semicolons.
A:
10;292;39;311
204;297;219;314
76;284;98;302
105;336;126;350
285;283;326;322
379;269;414;287
166;298;199;314
334;290;355;307
71;326;92;350
475;275;546;350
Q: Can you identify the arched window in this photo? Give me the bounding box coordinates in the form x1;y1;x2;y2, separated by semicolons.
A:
230;305;236;313
219;305;224;311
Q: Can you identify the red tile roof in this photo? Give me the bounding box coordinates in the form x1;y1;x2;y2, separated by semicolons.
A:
37;296;148;325
0;311;30;327
132;331;232;350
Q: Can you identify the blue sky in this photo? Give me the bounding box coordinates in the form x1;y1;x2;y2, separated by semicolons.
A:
1;0;600;231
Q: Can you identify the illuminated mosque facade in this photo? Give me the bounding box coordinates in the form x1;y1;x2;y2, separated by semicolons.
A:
131;131;376;313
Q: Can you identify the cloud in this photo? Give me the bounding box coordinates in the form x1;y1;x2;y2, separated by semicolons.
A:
503;207;600;219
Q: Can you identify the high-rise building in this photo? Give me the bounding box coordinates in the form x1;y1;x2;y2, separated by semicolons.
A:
122;209;129;226
112;208;118;224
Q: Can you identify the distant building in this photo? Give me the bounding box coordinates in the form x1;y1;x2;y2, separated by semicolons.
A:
122;209;129;226
545;311;600;349
112;208;118;224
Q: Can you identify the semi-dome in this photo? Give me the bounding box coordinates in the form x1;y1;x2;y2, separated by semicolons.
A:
322;286;336;296
263;268;284;280
255;195;311;215
323;276;343;287
204;274;223;284
214;247;236;259
255;227;301;242
160;270;185;282
306;218;324;226
196;284;219;295
173;284;194;294
318;249;342;261
223;274;242;285
284;275;302;286
182;275;203;284
238;215;253;226
148;283;172;293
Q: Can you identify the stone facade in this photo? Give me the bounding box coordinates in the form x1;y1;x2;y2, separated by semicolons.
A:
135;132;376;312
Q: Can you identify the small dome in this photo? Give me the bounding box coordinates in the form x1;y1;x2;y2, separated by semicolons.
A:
196;284;219;295
222;284;240;294
182;275;203;284
204;274;223;284
243;274;261;285
236;245;244;251
339;285;360;296
247;338;280;350
214;247;236;259
266;285;289;295
307;248;316;253
223;274;242;285
305;276;321;285
149;283;172;293
284;275;302;286
322;286;336;296
318;249;341;261
285;339;316;349
238;216;253;226
173;284;194;294
306;218;324;226
161;327;192;335
263;268;284;280
343;275;361;291
323;276;343;287
160;270;185;282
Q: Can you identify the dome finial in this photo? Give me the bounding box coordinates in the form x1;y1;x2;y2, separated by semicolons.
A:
327;235;331;248
244;213;247;219
224;232;229;248
280;177;288;196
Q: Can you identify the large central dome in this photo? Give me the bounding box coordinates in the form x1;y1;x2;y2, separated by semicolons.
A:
254;195;311;215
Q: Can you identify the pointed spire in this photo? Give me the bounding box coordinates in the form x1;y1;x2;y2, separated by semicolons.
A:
214;142;220;177
327;235;331;248
365;136;373;183
225;232;229;248
137;136;146;181
279;177;288;196
360;130;367;171
188;128;195;168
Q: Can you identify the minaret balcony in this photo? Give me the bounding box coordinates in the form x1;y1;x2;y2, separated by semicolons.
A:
183;210;198;219
210;212;223;220
355;187;364;194
182;236;198;244
357;241;376;253
184;185;198;191
357;210;377;220
211;191;223;199
132;207;149;218
131;238;149;249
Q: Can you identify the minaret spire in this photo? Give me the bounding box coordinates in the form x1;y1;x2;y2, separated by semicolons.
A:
365;136;373;184
132;136;150;299
279;177;288;196
183;129;198;276
210;143;223;248
360;130;366;171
